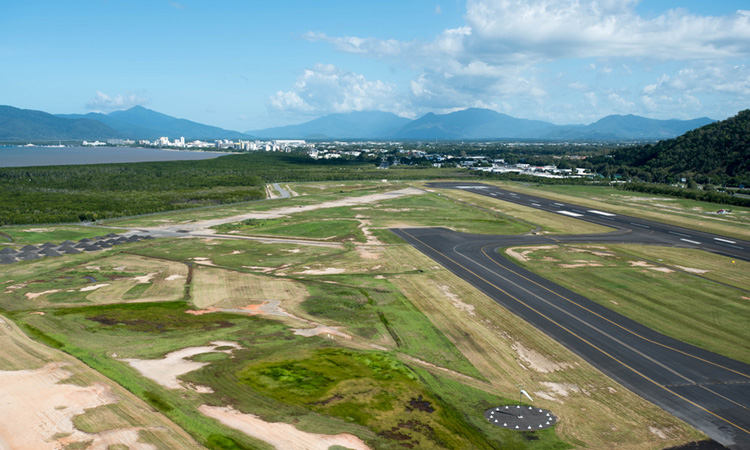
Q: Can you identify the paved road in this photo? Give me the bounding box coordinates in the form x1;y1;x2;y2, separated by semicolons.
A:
392;182;750;449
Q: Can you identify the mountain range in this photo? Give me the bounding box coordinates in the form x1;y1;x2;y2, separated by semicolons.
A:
250;108;714;140
1;104;715;142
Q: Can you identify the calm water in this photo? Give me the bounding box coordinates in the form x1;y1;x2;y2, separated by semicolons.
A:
0;146;232;167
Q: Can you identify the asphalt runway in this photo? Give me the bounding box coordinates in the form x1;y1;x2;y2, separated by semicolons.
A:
391;182;750;449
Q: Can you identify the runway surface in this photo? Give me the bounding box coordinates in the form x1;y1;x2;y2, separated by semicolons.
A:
392;182;750;449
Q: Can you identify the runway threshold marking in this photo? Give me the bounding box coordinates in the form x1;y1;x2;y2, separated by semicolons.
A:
715;238;737;244
396;229;750;438
480;246;750;380
681;238;702;245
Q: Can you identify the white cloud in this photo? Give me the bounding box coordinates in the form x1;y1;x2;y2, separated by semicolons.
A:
85;91;149;112
298;1;750;122
268;64;406;116
463;0;750;61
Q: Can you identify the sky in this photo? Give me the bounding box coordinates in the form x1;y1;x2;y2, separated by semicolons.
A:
2;0;750;131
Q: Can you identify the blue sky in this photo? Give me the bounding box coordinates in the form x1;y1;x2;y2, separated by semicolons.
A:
2;1;749;131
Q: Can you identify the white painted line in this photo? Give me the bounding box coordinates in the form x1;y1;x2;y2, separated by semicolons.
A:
553;203;564;206
588;210;615;217
531;203;541;207
680;238;701;245
714;238;736;244
669;231;692;238
630;222;650;229
558;211;583;217
550;203;561;208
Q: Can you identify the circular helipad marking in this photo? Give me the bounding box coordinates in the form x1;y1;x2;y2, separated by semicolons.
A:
484;406;557;430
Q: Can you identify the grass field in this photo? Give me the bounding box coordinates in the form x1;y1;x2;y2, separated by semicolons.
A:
211;188;532;242
503;243;750;364
0;252;188;310
0;179;716;450
484;181;750;240
0;224;126;246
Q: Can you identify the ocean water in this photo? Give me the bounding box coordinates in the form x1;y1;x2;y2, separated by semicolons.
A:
0;146;232;167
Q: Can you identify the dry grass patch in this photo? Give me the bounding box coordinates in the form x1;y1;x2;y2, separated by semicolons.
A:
84;255;188;304
192;266;308;310
390;249;704;450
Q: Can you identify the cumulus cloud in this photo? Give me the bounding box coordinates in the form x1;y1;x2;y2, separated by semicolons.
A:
462;0;750;61
86;91;149;112
298;0;750;121
268;64;408;116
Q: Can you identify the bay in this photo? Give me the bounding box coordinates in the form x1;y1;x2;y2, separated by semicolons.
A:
0;146;232;168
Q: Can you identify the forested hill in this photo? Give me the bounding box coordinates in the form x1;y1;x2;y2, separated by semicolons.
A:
610;109;750;184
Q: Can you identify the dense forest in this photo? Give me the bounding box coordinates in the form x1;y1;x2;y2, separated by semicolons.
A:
0;153;465;225
580;110;750;185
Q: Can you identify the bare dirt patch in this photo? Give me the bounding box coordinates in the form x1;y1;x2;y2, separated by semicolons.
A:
199;405;372;450
80;283;110;292
513;342;572;373
132;272;159;284
675;266;710;274
165;274;185;281
559;263;603;268
296;267;346;275
535;381;580;403
291;325;352;340
357;246;384;260
24;289;62;299
265;184;280;199
121;341;241;390
191;257;216;266
0;362;155;450
505;246;557;262
437;284;475;316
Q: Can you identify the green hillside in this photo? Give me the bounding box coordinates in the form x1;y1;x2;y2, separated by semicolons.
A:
0;105;119;141
611;109;750;184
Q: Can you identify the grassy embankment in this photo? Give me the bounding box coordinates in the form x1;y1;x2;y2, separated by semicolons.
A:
0;307;200;449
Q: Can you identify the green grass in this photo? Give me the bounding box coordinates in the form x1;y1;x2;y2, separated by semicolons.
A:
0;225;126;245
301;276;484;379
122;282;153;300
214;218;365;242
506;244;750;364
237;347;500;449
126;238;344;271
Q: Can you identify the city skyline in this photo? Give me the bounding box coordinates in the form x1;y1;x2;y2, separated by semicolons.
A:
3;0;750;131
